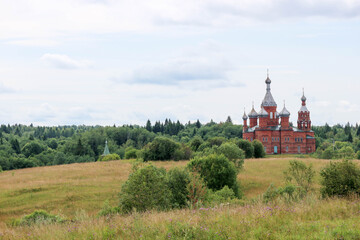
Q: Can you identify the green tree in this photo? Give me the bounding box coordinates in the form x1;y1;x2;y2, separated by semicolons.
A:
283;160;315;195
189;136;204;151
187;154;240;197
142;137;180;161
217;142;245;170
320;160;360;197
145;119;152;132
21;142;45;158
233;138;254;158
119;164;172;213
252;140;265;158
10;139;21;154
166;167;190;208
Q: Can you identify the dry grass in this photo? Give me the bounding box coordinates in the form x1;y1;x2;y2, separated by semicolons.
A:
1;157;359;239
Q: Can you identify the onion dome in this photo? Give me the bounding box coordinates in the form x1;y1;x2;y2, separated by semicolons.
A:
301;94;306;102
242;109;248;120
248;104;258;118
258;106;269;117
299;89;309;112
279;103;290;117
262;70;277;107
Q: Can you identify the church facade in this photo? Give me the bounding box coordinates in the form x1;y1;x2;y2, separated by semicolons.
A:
242;74;316;154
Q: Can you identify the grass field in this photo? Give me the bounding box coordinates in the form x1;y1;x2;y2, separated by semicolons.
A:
1;157;359;239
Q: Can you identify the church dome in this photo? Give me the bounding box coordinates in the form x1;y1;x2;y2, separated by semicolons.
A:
248;105;258;118
258;106;269;117
279;105;290;117
242;111;248;120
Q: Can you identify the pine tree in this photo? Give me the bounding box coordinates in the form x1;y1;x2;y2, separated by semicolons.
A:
226;116;233;124
348;133;353;143
145;119;152;132
195;119;201;128
357;126;360;136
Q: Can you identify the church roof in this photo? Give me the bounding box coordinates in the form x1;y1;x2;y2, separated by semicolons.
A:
258;106;269;117
242;110;248;120
262;73;277;107
299;105;309;112
279;105;290;117
248;105;258;118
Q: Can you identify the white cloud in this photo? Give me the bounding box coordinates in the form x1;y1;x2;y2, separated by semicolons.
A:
6;39;59;47
41;54;93;69
0;0;359;41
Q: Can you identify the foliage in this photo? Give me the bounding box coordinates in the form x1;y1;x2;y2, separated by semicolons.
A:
284;160;315;195
98;153;121;161
252;140;265;158
187;154;240;197
186;171;207;206
232;138;254;158
119;164;172;213
320;160;360;197
124;147;138;159
97;200;120;217
217;142;245;170
14;210;64;226
166;167;190;208
142;137;180;161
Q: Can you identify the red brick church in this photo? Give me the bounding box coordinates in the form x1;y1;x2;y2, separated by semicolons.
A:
242;73;316;154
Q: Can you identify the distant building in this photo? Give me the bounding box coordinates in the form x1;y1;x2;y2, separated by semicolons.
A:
242;72;315;154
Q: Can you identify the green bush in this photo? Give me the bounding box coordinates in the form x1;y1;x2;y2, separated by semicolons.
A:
97;200;120;217
186;172;207;206
166;168;190;208
233;139;254;158
252;140;265;158
357;151;360;160
98;153;121;161
320;160;360;197
124;147;138;159
187;154;240;197
15;210;64;226
21;142;46;158
263;184;279;204
119;164;172;213
218;142;245;170
142;137;180;161
338;146;355;159
321;147;335;159
189;136;204;151
283;160;315;195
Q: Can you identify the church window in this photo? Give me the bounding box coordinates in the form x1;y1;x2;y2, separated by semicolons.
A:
298;146;301;153
270;112;273;119
286;146;289;152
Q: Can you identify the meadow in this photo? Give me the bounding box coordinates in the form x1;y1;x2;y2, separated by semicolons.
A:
1;157;360;239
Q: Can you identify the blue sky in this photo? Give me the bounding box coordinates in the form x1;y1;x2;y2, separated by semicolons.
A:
0;0;359;126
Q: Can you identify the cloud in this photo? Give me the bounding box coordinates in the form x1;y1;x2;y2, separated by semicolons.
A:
28;103;57;122
41;54;92;69
0;82;15;93
0;0;359;41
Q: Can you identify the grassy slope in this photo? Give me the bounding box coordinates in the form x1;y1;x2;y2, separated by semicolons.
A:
1;157;359;239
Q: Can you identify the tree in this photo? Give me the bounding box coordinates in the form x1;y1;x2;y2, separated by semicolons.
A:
217;142;245;170
21;142;45;158
189;136;204;151
195;119;201;128
119;164;172;213
166;167;190;208
283;160;315;195
252;140;265;158
187;154;240;197
142;137;180;161
357;126;360;136
145;119;152;132
233;139;254;158
347;133;353;143
10;139;21;154
225;116;232;124
320;160;360;197
75;139;85;155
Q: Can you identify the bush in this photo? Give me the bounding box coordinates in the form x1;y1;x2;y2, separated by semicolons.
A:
321;147;335;159
124;147;138;159
338;146;355;159
187;154;240;197
218;142;245;170
320;160;360;197
357;151;360;160
119;164;172;213
142;137;180;161
214;185;236;200
15;210;64;226
263;184;279;204
189;136;204;151
233;139;254;158
21;142;45;158
186;172;207;206
283;160;315;195
166;168;190;208
252;140;265;158
97;200;120;217
99;153;121;161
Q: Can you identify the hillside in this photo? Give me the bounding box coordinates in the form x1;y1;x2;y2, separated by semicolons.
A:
1;157;359;239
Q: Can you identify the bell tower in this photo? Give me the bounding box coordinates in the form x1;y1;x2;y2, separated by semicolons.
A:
297;89;311;131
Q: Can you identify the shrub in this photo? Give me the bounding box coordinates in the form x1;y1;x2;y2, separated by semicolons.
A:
283;160;315;195
263;184;279;204
99;153;121;161
166;168;190;208
218;142;245;170
320;160;360;197
97;200;120;217
186;172;207;206
16;210;64;226
124;147;138;159
357;151;360;160
21;142;45;158
187;154;240;197
189;136;204;151
214;185;236;200
119;164;172;213
321;147;335;159
252;140;265;158
338;146;355;159
142;137;180;161
233;139;254;158
207;137;226;147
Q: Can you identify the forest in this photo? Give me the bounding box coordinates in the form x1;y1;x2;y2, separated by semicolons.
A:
0;118;359;171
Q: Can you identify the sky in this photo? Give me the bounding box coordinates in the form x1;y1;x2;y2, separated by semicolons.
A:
0;0;359;126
